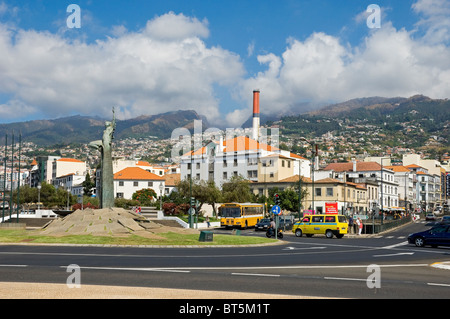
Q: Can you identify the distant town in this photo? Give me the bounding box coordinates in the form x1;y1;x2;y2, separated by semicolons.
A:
1;92;449;218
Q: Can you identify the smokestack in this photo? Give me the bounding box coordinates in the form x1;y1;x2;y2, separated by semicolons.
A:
252;89;260;141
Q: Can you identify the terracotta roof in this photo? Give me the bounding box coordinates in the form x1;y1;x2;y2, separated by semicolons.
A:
57;158;84;163
164;173;180;186
324;161;381;172
314;178;344;184
114;167;164;181
405;164;424;169
278;175;312;183
184;136;305;160
384;165;411;172
136;161;151;167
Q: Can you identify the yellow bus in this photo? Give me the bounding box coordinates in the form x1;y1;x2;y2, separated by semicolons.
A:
219;203;264;229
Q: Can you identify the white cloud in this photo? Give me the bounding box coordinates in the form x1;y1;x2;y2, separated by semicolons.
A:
144;11;210;40
412;0;450;44
238;12;450;119
0;12;244;123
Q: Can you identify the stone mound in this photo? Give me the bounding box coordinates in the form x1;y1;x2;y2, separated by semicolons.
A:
41;207;198;238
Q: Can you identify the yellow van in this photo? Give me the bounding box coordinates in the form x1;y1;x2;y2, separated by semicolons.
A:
293;214;348;238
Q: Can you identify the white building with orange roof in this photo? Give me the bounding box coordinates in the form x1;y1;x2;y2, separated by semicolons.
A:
113;167;165;200
180;135;310;188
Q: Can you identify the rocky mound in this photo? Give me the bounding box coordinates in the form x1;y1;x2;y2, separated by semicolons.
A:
41;207;198;238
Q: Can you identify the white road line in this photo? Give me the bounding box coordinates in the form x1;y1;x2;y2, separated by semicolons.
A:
0;264;27;267
381;241;409;249
324;277;366;282
373;252;414;257
232;273;280;277
61;266;190;273
427;283;450;287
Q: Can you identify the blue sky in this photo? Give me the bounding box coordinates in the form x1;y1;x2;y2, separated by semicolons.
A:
0;0;449;126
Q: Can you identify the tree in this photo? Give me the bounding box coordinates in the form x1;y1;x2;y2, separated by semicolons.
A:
82;172;95;197
175;179;222;215
132;188;157;206
221;175;253;203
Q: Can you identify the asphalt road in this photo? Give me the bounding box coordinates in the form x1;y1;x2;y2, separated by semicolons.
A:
0;221;449;299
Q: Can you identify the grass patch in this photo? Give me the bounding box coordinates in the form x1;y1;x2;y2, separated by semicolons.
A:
0;229;277;246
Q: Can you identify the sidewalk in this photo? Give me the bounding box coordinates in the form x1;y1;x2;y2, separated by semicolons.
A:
0;282;318;299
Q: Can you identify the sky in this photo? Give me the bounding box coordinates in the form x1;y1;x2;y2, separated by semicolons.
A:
0;0;449;127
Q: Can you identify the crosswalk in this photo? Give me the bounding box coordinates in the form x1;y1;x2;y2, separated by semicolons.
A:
372;235;407;239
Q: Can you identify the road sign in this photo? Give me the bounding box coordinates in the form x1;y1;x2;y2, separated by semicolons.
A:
272;205;281;215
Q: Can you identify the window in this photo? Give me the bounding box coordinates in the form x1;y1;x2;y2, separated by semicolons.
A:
312;216;323;223
119;181;124;187
223;172;227;180
196;163;200;169
116;193;124;198
302;217;310;223
133;181;139;187
326;188;333;196
315;188;322;196
325;216;335;223
148;182;153;187
223;160;227;168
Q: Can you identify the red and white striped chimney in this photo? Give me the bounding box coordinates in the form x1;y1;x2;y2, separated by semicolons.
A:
252;89;260;141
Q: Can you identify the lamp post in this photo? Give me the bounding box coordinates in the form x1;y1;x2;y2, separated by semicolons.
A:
37;184;41;210
159;183;163;212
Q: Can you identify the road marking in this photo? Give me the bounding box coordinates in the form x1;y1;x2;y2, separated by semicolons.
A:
0;264;27;267
324;276;366;282
232;273;280;277
430;262;450;271
283;246;326;251
381;241;409;249
373;252;414;257
61;266;190;273
427;282;450;287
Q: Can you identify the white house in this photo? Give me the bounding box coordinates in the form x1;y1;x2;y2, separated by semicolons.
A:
113;167;165;200
180;135;310;188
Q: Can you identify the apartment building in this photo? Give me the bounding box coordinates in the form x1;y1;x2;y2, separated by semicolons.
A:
322;161;399;213
180;135;310;188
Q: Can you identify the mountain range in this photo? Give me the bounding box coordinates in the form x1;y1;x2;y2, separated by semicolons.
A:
0;110;208;146
0;95;448;150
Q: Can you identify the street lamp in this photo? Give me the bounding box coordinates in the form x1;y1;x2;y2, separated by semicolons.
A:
159;183;164;212
37;184;41;210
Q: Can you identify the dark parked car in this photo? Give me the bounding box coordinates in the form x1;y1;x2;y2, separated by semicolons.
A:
255;218;271;231
408;225;450;247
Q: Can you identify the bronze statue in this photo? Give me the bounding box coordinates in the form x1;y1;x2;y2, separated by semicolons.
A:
89;108;116;208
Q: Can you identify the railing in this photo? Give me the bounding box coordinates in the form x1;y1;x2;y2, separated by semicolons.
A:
364;215;412;234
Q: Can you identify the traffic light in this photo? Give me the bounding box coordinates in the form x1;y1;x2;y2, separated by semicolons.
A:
190;197;196;208
274;193;281;206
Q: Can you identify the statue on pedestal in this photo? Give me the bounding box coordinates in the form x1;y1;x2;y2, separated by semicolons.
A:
89;108;116;208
